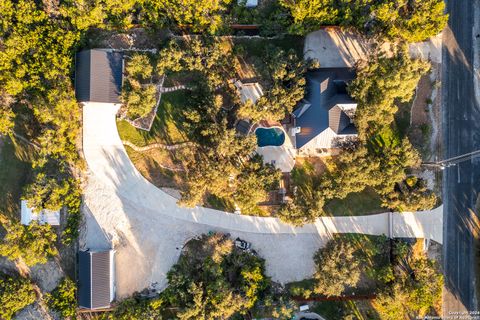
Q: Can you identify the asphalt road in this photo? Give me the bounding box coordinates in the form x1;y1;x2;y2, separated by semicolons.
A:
442;0;480;315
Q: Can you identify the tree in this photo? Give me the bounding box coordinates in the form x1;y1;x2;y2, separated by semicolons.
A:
313;238;361;296
381;177;437;212
123;82;157;119
374;246;443;319
46;278;77;318
0;0;80;96
59;0;107;30
0;274;36;320
126;53;154;80
163;233;271;319
279;0;447;41
374;0;448;43
122;53;157;120
108;295;164;320
0;220;58;266
278;162;325;225
349;49;430;137
0;105;14;136
279;0;339;34
157;38;237;87
238;46;318;122
234;155;282;213
143;0;232;34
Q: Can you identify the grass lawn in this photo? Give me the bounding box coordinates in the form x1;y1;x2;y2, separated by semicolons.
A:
324;188;385;216
233;35;305;58
117;90;190;147
312;300;380;320
0;136;33;219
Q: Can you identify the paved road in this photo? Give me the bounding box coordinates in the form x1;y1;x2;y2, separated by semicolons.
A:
442;0;480;314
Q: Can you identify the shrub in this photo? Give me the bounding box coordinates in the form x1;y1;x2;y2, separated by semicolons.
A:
46;278;77;318
0;220;58;266
0;274;36;320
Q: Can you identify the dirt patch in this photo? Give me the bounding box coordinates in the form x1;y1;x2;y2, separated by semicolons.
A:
409;73;433;158
29;260;64;292
125;146;185;189
84;28;170;50
408;63;442;162
13;302;58;320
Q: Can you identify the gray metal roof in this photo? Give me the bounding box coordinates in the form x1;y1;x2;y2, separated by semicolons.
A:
75;50;123;103
78;250;113;309
294;68;357;148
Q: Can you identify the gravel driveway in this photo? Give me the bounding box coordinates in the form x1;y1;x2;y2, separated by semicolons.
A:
304;28;442;68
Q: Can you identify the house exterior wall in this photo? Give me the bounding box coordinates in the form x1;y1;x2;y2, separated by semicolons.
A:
296;128;357;156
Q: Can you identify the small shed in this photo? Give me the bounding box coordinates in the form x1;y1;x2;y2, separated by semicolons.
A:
20;200;60;226
234;80;264;104
78;249;115;310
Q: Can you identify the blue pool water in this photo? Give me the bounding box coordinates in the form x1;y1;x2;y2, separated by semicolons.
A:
255;127;285;147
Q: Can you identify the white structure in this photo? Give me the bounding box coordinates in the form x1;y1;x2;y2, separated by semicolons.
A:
239;0;258;8
235;80;264;104
20;200;60;226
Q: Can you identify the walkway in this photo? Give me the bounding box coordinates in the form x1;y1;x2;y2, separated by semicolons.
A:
82;103;443;297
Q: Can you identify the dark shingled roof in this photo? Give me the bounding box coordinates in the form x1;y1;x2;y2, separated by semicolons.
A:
78;250;113;310
75;50;123;103
294;68;357;148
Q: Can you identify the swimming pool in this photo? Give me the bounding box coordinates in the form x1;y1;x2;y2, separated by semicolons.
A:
255;127;285;147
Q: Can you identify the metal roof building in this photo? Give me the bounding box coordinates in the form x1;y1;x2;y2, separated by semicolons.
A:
78;249;115;310
293;68;358;154
75;49;123;104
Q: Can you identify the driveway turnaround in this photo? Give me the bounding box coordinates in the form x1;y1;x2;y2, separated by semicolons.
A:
304;28;442;68
82;103;443;297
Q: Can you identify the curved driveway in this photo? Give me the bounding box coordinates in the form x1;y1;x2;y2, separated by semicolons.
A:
82;103;442;297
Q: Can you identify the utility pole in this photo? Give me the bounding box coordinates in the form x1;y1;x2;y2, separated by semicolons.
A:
422;149;480;169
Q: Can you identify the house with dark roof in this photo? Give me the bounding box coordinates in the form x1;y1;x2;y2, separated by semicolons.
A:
291;68;358;156
78;249;115;310
75;49;123;104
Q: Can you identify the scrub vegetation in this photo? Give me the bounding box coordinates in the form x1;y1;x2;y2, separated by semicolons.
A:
288;235;443;319
0;0;447;318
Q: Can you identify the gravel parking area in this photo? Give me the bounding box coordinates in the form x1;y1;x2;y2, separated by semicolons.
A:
304;28;442;67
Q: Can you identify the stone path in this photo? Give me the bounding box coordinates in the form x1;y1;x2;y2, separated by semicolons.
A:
82;102;443;297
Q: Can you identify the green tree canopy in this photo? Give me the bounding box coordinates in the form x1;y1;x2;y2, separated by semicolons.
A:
374;244;443;319
238;45;318;123
0;274;36;320
163;233;271;319
349;49;430;137
46;278;77;318
313;237;361;297
143;0;232;34
0;220;58;266
280;0;447;41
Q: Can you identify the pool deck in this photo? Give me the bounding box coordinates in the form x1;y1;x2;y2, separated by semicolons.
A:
254;123;296;173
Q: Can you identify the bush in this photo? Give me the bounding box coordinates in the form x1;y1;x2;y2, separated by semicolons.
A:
122;53;158;120
46;278;77;318
123;82;157;120
0;220;58;266
0;274;36;320
313;238;361;296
